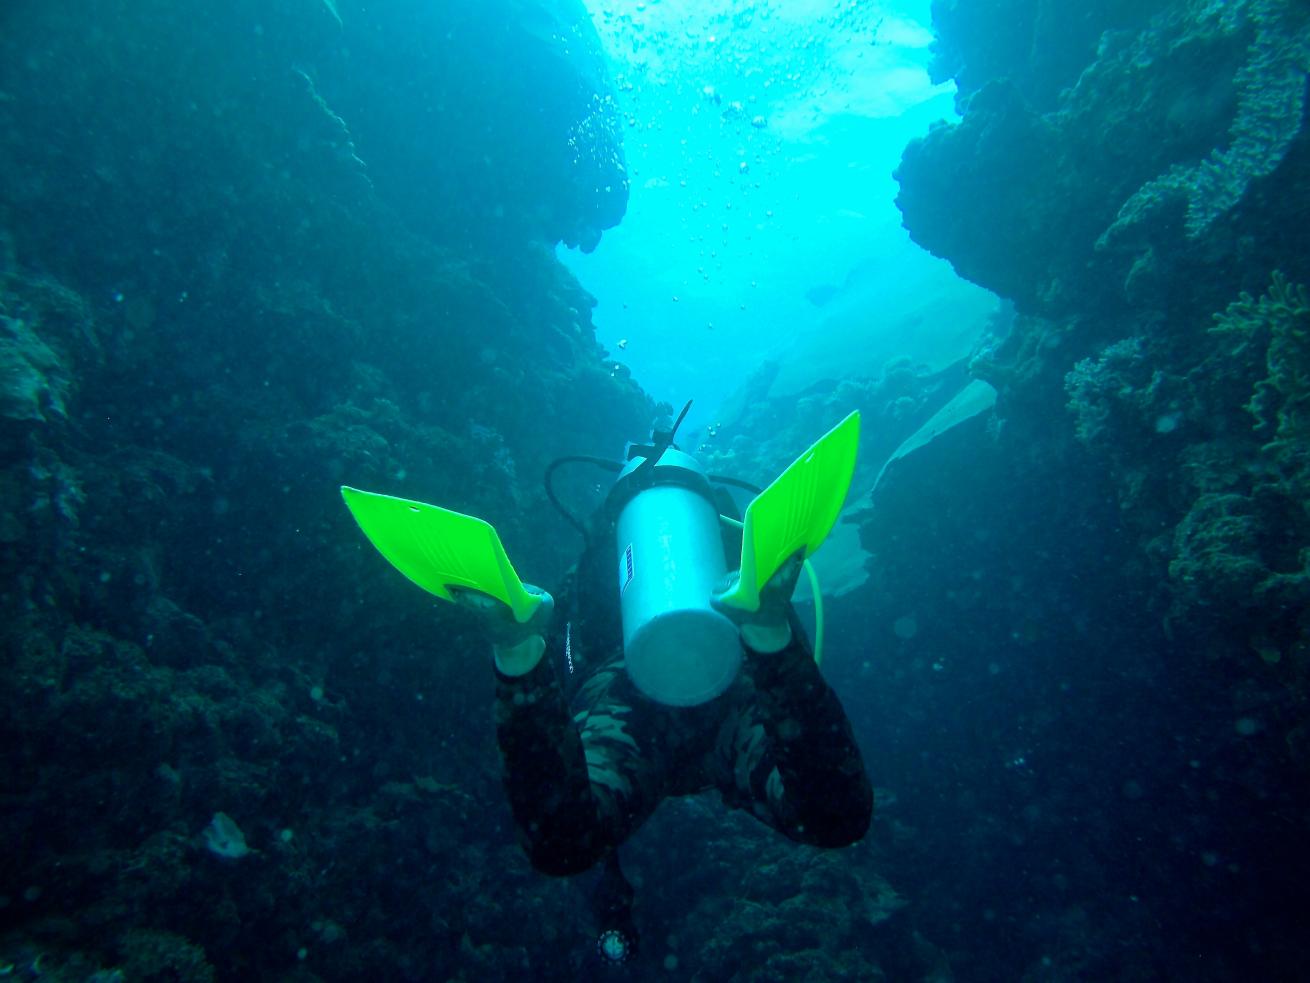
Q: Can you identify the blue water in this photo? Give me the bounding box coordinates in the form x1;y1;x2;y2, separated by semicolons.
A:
564;0;995;432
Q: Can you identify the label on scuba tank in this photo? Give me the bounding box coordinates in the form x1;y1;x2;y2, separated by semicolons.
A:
620;543;634;593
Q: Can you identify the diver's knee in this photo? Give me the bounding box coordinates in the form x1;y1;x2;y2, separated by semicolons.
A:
805;814;870;849
795;787;873;848
524;839;603;877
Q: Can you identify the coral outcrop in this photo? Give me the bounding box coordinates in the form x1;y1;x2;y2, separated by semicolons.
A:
875;0;1310;975
0;1;651;979
898;0;1310;317
1215;272;1310;490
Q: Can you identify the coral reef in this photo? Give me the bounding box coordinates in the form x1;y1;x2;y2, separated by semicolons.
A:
899;0;1310;318
927;0;1158;112
1160;272;1310;654
881;0;1310;975
1103;0;1310;242
0;1;655;979
0;313;68;424
624;798;945;983
318;0;631;253
1214;271;1310;487
899;0;1310;664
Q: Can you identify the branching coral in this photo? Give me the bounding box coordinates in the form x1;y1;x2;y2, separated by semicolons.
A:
291;68;373;190
1102;0;1310;242
1211;271;1310;485
1173;271;1310;660
1065;336;1194;454
0;313;68;422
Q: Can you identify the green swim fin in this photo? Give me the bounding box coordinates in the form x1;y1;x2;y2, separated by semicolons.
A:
717;410;861;614
340;486;543;624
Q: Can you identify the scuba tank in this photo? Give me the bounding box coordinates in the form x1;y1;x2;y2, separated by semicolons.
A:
544;400;750;706
606;440;741;706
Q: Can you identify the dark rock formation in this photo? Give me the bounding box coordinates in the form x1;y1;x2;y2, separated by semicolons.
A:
321;0;630;253
896;0;1310;684
0;1;650;979
877;0;1310;976
928;0;1156;112
899;0;1310;318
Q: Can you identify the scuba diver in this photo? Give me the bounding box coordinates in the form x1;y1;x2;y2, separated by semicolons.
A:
342;404;873;967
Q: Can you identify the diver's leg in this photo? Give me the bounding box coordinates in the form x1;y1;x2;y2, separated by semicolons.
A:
712;637;873;848
495;658;665;876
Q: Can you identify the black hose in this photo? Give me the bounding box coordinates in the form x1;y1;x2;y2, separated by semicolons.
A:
669;398;693;441
544;455;622;544
544;401;758;546
708;474;761;495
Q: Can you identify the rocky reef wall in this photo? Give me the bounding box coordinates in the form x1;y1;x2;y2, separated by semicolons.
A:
0;1;654;979
861;0;1310;975
895;0;1310;753
900;0;1310;319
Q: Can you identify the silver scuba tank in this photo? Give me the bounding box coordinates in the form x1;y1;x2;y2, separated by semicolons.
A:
609;446;741;706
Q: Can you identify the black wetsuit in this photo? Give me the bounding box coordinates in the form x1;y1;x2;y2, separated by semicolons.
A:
494;512;873;877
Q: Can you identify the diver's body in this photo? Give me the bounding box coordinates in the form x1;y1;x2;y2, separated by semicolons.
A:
341;407;873;964
490;508;873;878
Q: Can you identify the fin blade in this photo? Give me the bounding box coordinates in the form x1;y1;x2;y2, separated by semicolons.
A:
720;411;861;612
340;486;540;622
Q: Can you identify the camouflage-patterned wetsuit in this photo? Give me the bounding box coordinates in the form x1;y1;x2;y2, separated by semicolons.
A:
494;512;873;876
